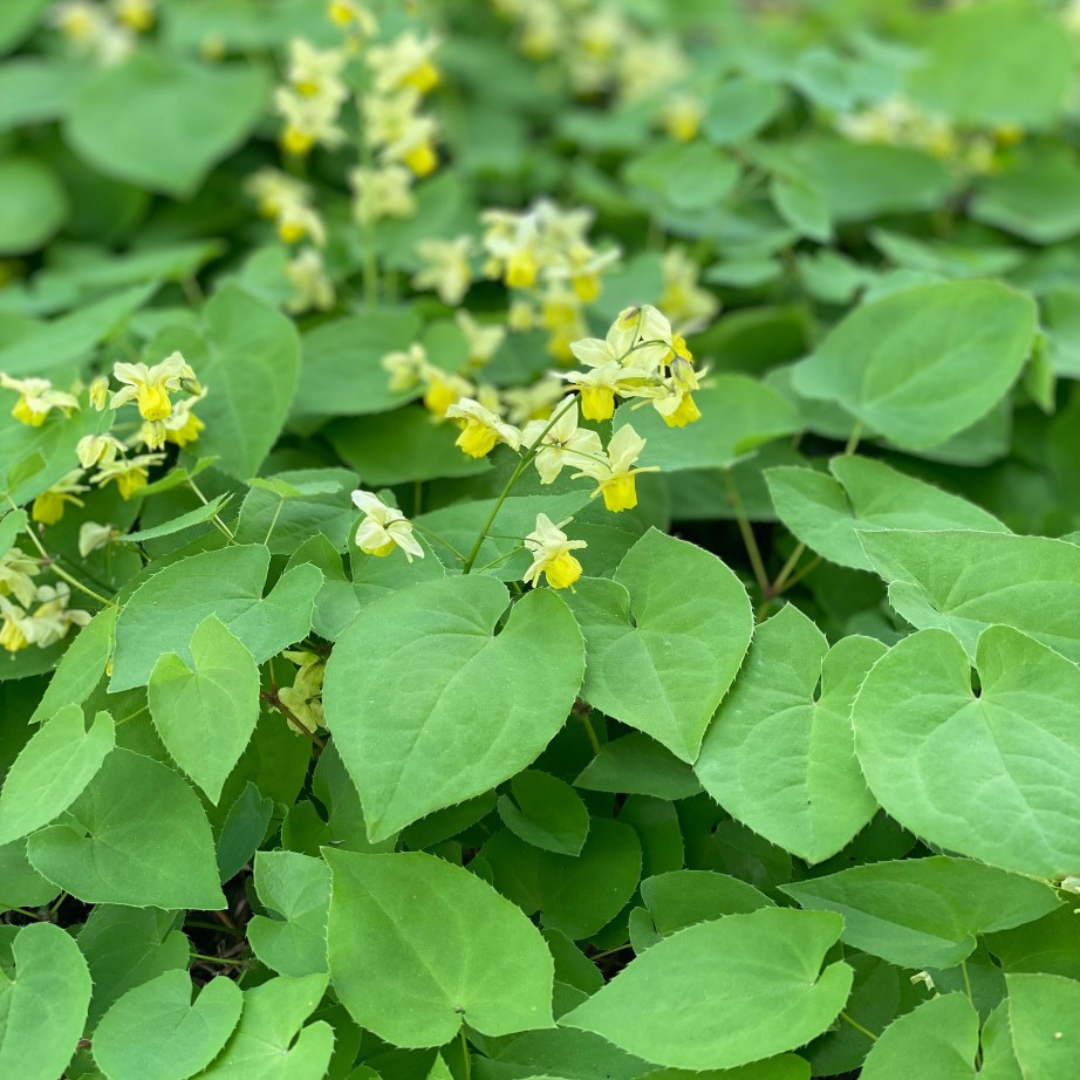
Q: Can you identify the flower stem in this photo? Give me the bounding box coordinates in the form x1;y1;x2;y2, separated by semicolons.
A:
840;1010;878;1042
722;470;768;596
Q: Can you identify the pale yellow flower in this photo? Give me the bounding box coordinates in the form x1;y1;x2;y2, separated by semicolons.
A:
32;469;88;526
110;353;196;422
523;513;587;590
351;490;424;561
445;398;521;459
412;236;473;306
0;374;79;427
521;398;602;484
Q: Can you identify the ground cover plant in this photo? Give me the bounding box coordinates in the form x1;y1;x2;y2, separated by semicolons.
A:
1;0;1080;1076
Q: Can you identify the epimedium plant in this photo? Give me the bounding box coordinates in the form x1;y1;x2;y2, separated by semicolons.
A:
2;0;1080;1078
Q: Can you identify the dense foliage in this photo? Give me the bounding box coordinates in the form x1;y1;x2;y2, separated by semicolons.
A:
2;0;1080;1077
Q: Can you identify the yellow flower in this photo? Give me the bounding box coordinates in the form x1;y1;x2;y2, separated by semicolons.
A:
663;93;704;142
506;249;539;289
110;353;196;422
349;164;417;225
287;39;348;100
76;433;126;469
92;453;166;500
0;598;31;653
351;490;424;561
79;521;115;558
284;249;335;314
367;32;441;95
656;389;701;428
111;0;154;32
88;375;110;410
523;513;587;590
445;398;522;459
0;547;41;607
412;236;473;305
456;311;506;370
574;424;659;513
521;398;602;484
421;366;473;418
277;202;326;247
0;374;79;427
381;343;428;394
162;394;207;448
32;469;88;526
327;0;377;36
25;583;91;648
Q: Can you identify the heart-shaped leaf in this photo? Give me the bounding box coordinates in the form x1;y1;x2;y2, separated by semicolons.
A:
566;530;752;763
322;575;584;841
853;625;1080;878
93;971;243;1080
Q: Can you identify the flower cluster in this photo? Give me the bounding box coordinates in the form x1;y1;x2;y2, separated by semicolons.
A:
369;303;707;591
1;352;205;528
48;0;155;66
278;650;327;735
480;199;620;361
0;550;90;655
491;0;700;141
835;94;1022;174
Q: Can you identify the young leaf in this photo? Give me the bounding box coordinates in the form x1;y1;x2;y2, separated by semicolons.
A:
148;614;261;804
326;850;555;1047
565;530;753;763
322;575;584;841
26;748;226;909
574;732;703;801
696;605;882;863
853;626;1080;878
0;705;114;846
0;922;93;1080
561;908;852;1070
497;770;590;856
248;851;331;978
92;971;243;1080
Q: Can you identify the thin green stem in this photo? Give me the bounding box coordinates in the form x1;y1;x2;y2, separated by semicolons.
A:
15;518;115;608
411;522;466;562
961;960;973;1002
190;953;246;966
777;554;823;594
461;1028;472;1080
770;542;806;596
843;421;864;457
263;497;286;546
723;470;769;595
357;92;380;308
461;397;577;575
840;1011;878;1042
581;712;601;756
187;478;235;543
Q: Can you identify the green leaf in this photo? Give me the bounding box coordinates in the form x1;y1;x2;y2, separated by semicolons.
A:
793;281;1036;450
111;545;320;691
972;151;1080;244
613;377;802;473
187;285;301;480
696;606;882;863
26;748;226;909
78;906;191;1028
148;615;261;804
765;455;1009;571
906;0;1072;128
793;136;954;222
291;310;423;421
65;53;270;197
92;971;243;1080
0;157;67;256
236;468;357;555
770;174;831;243
322;575;584;842
852;626;1080;878
860;993;979;1079
483;818;642;940
326;850;555;1047
0;705;114;847
782;856;1060;969
29;607;114;724
328;406;491;486
1007;973;1080;1078
562;908;852;1070
194;974;334;1079
858;529;1080;664
248;851;330;978
0;0;50;53
574;732;703;801
703;77;785;145
565;530;753;763
623;142;740;211
0;922;92;1080
497;770;590;856
117;495;231;545
642;870;774;937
